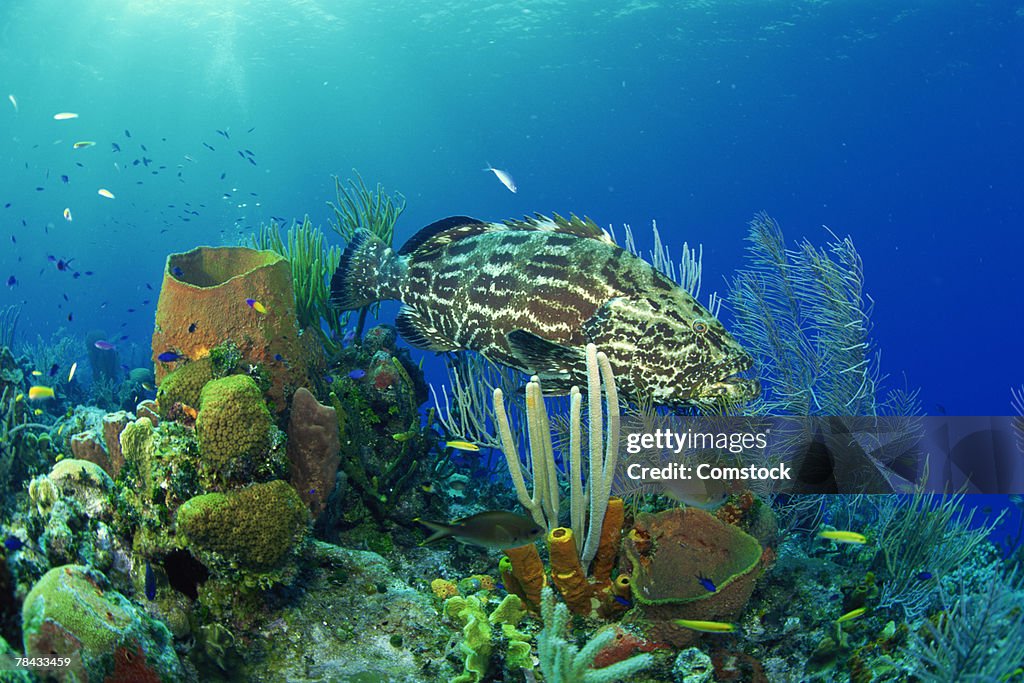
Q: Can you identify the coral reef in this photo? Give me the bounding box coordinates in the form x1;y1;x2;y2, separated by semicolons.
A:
285;387;340;519
175;480;308;573
152;246;314;413
621;507;765;648
195;374;276;487
21;565;182;680
536;586;654;683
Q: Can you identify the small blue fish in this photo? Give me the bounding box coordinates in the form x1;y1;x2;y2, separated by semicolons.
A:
171;266;184;277
157;351;183;363
274;354;284;362
341;328;356;346
324;375;334;384
696;573;717;592
144;560;156;600
348;369;366;380
612;595;632;607
916;571;933;581
3;536;24;551
6;275;16;287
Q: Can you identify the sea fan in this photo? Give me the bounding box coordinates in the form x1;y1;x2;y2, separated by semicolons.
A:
728;213;918;418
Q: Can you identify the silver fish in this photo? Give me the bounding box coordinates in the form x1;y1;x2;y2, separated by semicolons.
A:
331;214;758;406
484;164;517;193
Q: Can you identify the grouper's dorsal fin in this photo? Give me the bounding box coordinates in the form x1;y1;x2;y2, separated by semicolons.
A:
398;216;489;255
503;213;614;244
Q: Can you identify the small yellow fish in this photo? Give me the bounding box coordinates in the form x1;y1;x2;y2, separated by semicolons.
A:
68;362;77;382
818;530;867;545
97;188;115;199
673;619;737;633
73;140;95;149
58;424;65;436
15;393;24;402
53;112;79;120
31;370;43;376
393;430;417;443
28;386;55;401
836;607;867;624
446;440;480;452
33;409;43;416
63;207;73;222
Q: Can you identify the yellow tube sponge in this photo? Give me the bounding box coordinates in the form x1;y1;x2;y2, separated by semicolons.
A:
547;527;592;616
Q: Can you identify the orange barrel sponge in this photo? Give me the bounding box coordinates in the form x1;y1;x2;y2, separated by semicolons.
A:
591;496;625;587
502;543;546;611
152;246;310;413
547;527;593;615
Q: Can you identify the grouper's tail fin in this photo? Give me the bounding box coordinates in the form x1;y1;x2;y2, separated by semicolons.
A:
330;228;404;310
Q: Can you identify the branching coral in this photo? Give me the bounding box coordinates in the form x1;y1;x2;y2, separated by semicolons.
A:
0;306;18;349
873;490;1004;620
909;568;1024;682
251;215;344;354
536;586;653;683
729;213;914;416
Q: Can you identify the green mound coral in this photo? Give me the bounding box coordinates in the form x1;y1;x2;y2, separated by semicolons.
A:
21;565;182;681
156;355;214;417
176;480;308;572
195;374;272;482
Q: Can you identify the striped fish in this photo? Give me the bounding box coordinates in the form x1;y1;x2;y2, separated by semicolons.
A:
331;215;758;406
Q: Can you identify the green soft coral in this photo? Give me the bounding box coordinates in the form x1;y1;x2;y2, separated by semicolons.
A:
175;480;308;571
195;374;272;482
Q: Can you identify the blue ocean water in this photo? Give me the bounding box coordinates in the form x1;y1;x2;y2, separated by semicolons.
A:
2;1;1021;416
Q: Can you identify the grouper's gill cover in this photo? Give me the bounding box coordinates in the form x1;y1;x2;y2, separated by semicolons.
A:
330;214;759;406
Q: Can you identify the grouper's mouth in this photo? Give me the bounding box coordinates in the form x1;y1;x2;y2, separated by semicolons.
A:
699;375;761;402
694;353;759;403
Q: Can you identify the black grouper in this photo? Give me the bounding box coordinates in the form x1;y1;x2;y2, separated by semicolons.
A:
331;214;759;406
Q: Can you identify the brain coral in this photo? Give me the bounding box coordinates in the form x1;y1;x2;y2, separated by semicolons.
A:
175;480;308;571
195;374;272;481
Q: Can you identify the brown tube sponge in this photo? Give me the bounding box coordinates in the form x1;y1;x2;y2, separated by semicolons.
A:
591;496;625;586
503;543;546;611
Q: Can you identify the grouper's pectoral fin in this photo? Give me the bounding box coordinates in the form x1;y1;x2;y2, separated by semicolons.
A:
506;329;585;393
396;305;460;352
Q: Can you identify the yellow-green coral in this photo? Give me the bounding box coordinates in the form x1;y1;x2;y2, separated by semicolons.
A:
195;374;272;479
156;356;214;418
443;593;531;681
444;595;492;683
175;480;308;571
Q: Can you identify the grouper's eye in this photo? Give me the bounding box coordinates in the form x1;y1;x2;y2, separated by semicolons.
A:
692;319;708;334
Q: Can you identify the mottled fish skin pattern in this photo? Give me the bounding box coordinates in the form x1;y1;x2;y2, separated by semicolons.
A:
332;214;758;406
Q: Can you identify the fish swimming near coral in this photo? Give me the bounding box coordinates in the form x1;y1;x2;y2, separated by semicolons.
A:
144;560;156;600
818;530;867;545
331;215;758;406
414;511;544;550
